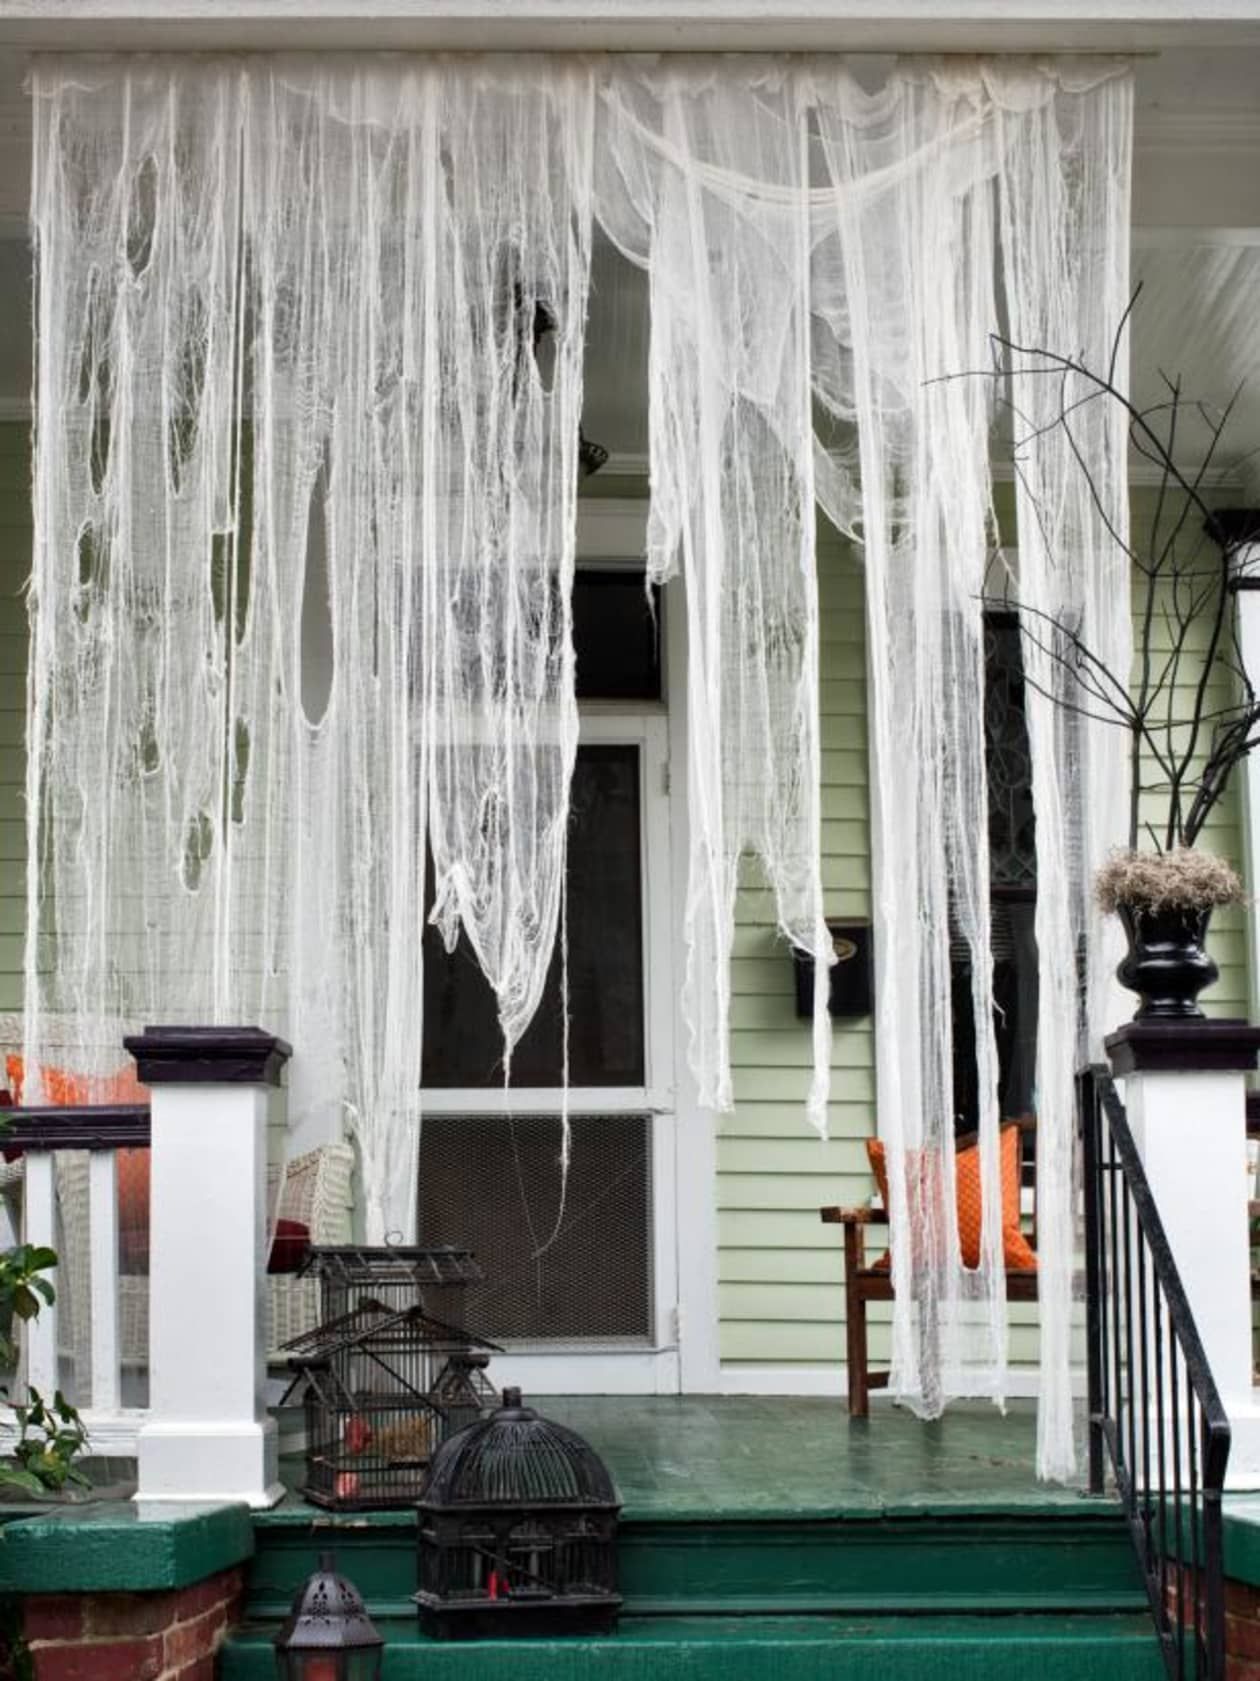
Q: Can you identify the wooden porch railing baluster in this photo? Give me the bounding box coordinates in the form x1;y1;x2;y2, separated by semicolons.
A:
87;1147;121;1412
22;1148;59;1398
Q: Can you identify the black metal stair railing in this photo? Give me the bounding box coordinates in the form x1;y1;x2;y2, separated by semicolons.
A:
1080;1064;1231;1681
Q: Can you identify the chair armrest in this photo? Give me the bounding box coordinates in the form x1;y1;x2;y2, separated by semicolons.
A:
820;1205;888;1225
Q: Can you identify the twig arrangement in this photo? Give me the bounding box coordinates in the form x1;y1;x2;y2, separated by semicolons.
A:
961;291;1260;854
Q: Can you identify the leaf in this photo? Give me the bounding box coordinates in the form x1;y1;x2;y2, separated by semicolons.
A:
0;1466;46;1496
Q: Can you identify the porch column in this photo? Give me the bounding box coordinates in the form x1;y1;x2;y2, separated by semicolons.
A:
1217;509;1260;1016
1107;1019;1260;1489
126;1025;291;1507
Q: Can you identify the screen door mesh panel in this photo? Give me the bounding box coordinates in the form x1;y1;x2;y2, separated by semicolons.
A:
416;1112;653;1347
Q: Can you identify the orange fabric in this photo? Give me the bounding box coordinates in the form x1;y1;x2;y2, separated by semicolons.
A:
5;1053;146;1108
6;1054;150;1270
865;1122;1038;1273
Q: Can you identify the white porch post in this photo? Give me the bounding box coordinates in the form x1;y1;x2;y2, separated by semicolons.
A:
127;1025;290;1507
1219;511;1260;1018
1107;1020;1260;1489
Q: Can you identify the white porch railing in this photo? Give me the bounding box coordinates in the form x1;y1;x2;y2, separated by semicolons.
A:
0;1101;153;1453
2;1030;304;1499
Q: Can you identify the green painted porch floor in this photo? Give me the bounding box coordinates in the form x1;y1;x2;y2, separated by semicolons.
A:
269;1395;1089;1525
524;1395;1087;1519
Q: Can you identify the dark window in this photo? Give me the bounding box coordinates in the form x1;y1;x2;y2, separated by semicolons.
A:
421;744;645;1088
573;571;662;701
951;616;1039;1134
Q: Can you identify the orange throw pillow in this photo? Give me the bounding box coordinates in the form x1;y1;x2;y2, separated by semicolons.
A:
5;1054;151;1271
866;1122;1038;1272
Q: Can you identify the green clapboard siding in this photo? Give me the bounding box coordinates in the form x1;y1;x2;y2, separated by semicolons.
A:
719;527;873;1372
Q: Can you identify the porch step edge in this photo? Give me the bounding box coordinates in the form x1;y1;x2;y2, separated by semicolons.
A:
221;1612;1166;1681
245;1508;1148;1619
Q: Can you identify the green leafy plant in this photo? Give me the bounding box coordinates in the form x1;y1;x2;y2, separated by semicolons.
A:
0;1115;90;1498
1;1388;89;1497
0;1246;57;1371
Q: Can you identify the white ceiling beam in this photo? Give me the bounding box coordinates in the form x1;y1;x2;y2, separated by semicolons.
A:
2;1;1260;52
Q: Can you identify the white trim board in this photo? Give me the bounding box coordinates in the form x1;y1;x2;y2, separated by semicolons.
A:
3;5;1260;53
0;1407;147;1457
481;1349;681;1397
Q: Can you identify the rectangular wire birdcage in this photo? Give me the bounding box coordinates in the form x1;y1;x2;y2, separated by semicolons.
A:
281;1301;499;1510
299;1244;483;1329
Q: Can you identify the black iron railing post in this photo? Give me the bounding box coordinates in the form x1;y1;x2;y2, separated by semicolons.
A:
1080;1065;1105;1496
1080;1062;1231;1681
1204;1471;1226;1681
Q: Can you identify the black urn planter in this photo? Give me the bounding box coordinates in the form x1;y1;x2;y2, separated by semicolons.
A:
1116;901;1219;1021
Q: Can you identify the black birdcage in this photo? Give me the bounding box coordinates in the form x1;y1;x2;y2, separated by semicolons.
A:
301;1245;482;1329
429;1351;498;1439
415;1388;621;1638
281;1302;499;1511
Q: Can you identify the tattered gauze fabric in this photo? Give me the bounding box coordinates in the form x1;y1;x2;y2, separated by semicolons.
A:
28;59;596;1241
27;53;1132;1477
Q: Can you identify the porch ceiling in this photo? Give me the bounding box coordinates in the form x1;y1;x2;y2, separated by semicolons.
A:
0;39;1257;488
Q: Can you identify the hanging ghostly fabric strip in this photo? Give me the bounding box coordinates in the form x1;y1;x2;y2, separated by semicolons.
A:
243;62;596;1236
807;58;1132;1467
27;64;251;1081
596;61;834;1133
29;58;596;1240
993;65;1134;1479
809;61;1008;1415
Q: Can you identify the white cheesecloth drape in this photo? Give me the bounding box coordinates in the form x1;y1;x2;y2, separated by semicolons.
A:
28;59;597;1241
804;60;1132;1470
27;54;1132;1475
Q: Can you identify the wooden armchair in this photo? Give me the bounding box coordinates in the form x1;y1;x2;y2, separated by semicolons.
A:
820;1117;1039;1417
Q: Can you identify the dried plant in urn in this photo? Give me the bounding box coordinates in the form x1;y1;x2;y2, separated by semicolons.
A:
973;297;1256;1020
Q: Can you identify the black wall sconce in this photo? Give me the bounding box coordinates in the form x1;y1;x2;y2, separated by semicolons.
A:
792;920;874;1019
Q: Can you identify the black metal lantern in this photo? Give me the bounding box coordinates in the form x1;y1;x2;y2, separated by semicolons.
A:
274;1553;384;1681
416;1387;621;1639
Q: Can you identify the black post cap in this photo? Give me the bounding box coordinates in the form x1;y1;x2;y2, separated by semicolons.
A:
124;1025;292;1087
1106;1018;1260;1076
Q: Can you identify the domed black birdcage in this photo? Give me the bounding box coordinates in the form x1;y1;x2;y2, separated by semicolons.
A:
415;1387;621;1638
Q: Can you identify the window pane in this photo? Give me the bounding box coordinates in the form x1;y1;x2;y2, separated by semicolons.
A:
573;572;662;701
951;616;1040;1135
417;1110;653;1344
422;744;645;1087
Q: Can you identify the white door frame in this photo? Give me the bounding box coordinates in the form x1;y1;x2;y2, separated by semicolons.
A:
420;701;685;1395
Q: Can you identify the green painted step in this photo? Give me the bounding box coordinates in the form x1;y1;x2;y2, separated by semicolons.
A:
220;1612;1167;1681
245;1507;1148;1619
